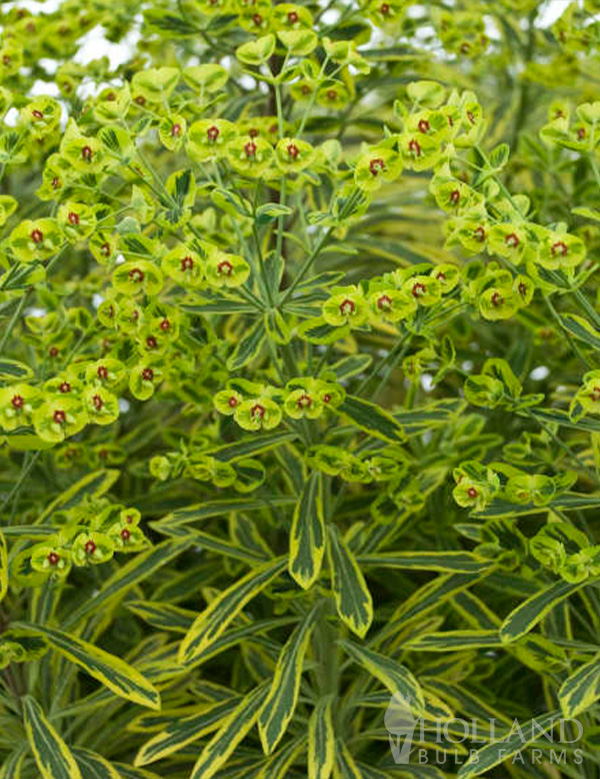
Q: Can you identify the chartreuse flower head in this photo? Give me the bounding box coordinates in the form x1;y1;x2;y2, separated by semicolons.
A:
323;286;369;327
10;218;63;263
187;119;237;162
0;384;40;431
162;245;205;288
453;461;500;511
30;544;72;578
71;532;114;566
354;145;402;191
206;250;250;288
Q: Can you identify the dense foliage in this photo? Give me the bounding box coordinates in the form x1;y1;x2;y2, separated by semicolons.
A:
4;0;600;777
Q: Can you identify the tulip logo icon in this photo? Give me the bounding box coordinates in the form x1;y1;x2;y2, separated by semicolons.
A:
385;693;416;764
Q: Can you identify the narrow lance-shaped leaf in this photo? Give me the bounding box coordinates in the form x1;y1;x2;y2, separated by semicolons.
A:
16;623;160;710
258;606;317;754
72;748;122;779
308;696;335;779
179;557;286;664
500;579;589;643
340;640;425;713
0;530;7;603
336;395;405;444
559;655;600;718
328;526;373;639
135;697;240;766
289;472;326;589
23;695;82;779
190;684;270;779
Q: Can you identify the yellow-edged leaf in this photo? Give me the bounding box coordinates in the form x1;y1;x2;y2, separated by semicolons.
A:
327;526;372;638
308;696;335;779
23;695;82;779
289;472;326;589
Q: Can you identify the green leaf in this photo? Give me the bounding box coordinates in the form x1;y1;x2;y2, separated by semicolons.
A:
39;469;121;522
0;358;33;380
358;551;490;574
457;712;559;778
561;313;600;350
340;640;424;712
336;395;405;443
289;472;326;589
258;607;317;754
151;497;296;533
126;601;196;633
308;697;335;779
72;748;121;779
559;655;600;718
135;698;240;766
203;430;296;463
327;526;373;638
404;629;501;651
179;557;286;663
190;685;270;779
0;530;7;603
500;579;589;643
255;202;293;225
17;623;160;710
23;695;82;779
227;318;266;371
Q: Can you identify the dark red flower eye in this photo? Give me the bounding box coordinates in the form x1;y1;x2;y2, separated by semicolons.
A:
287;10;299;23
412;282;426;297
418;119;430;133
160;318;170;331
248;128;259;138
218;260;234;276
81;145;93;161
467;486;478;498
121;528;131;541
252;13;263;25
97;365;109;380
474;226;486;242
505;233;520;249
105;92;116;101
228;395;238;408
450;189;460;205
101;242;110;256
92;394;103;410
251;403;265;420
146;336;157;349
244;141;257;158
287;143;300;159
59;381;71;393
11;394;24;409
32;109;44;120
68;211;79;225
326;89;337;101
52;176;61;189
380;2;390;14
436;271;446;281
577;127;586;140
551;241;568;256
297;393;312;409
129;267;145;283
142;368;154;381
408;139;422;156
369;158;386;176
323;393;332;403
31;228;43;243
135;95;146;106
207;125;219;142
339;298;356;316
589;386;600;402
85;540;96;554
491;291;503;307
49;346;59;358
53;409;67;424
181;255;194;271
467;110;475;124
47;551;60;566
377;294;392;310
518;282;527;296
171;123;182;137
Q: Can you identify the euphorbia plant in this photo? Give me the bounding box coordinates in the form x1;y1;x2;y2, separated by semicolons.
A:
4;1;600;778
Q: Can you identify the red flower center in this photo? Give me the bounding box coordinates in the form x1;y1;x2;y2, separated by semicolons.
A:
287;143;300;159
450;189;460;205
339;298;356;316
97;365;109;380
85;540;96;555
31;228;43;244
418;119;430;133
160;318;171;331
49;346;59;358
297;393;312;409
32;109;44;120
218;260;234;276
47;551;60;566
251;403;265;420
380;3;390;14
135;95;146;106
171;123;182;137
228;396;238;408
244;141;257;158
106;92;116;101
408;139;422;156
436;271;446;281
474;226;486;242
252;13;263;25
81;145;93;161
11;394;24;409
68;211;79;225
52;176;60;189
53;409;67;425
551;241;568;256
323;393;332;403
326;89;337;101
146;336;157;349
467;486;478;498
412;282;426;297
59;381;71;393
101;242;110;256
142;367;154;381
369;157;386;176
181;255;194;271
377;294;392;310
491;291;503;307
207;125;220;142
505;233;520;248
92;394;103;410
249;128;259;138
129;267;145;283
590;386;600;402
577;127;586;140
287;10;299;23
121;528;131;541
467;110;475;124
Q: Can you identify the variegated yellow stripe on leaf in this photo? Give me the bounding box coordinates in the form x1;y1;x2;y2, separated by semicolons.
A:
340;640;425;713
500;579;589;643
559;655;600;718
336;395;405;444
23;695;82;779
289;472;326;589
335;740;364;779
179;557;286;664
327;526;372;639
135;697;240;766
17;623;160;710
404;629;501;652
126;600;196;633
38;469;120;522
190;684;270;779
115;764;163;779
258;606;317;754
257;736;306;779
0;749;26;779
72;748;121;779
0;529;7;603
308;696;335;779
